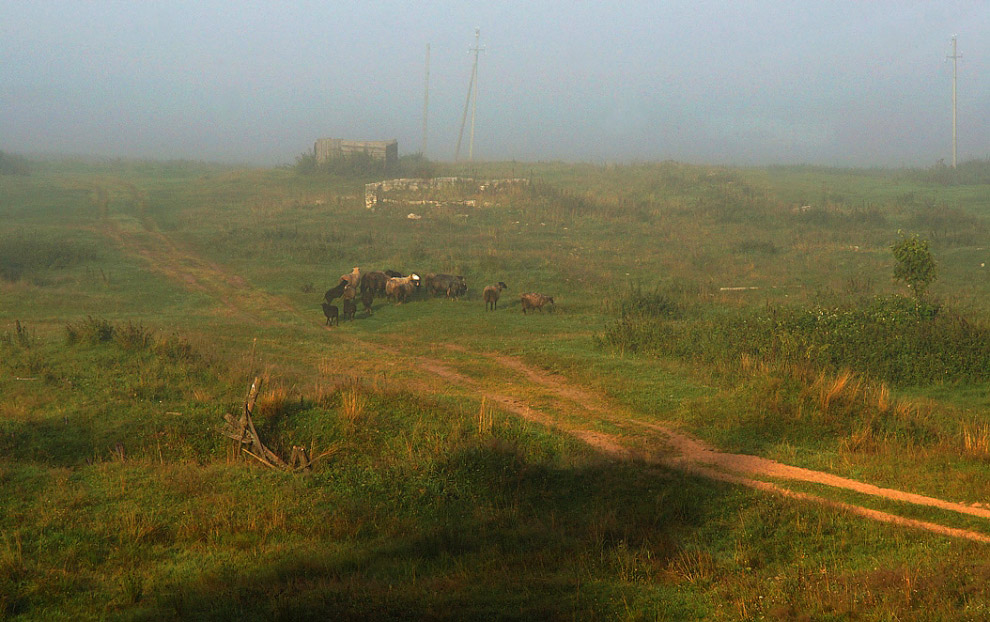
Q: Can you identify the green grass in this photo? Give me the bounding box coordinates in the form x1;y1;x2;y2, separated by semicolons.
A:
2;157;990;619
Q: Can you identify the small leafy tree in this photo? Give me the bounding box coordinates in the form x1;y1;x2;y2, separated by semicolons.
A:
891;233;936;299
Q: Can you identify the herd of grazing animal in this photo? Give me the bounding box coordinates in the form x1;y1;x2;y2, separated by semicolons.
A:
321;266;554;327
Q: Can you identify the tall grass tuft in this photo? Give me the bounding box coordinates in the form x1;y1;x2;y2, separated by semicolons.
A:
477;397;495;437
815;370;857;412
961;422;990;459
115;321;153;350
256;376;290;418
339;385;366;426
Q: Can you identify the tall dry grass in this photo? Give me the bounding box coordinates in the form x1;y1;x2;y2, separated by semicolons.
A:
339;385;366;425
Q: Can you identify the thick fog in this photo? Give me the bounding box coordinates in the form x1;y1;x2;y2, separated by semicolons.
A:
2;1;988;167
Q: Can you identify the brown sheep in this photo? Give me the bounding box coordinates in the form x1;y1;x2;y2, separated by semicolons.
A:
321;302;339;326
342;298;357;321
340;266;362;290
483;282;508;311
342;284;357;301
520;292;555;314
424;273;467;298
361;271;389;296
360;288;374;315
385;273;421;303
446;276;468;298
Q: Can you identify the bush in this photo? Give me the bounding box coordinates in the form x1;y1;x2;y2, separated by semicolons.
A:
600;294;990;386
399;152;437;178
293;151;316;174
891;233;936;299
0;233;100;282
294;150;391;177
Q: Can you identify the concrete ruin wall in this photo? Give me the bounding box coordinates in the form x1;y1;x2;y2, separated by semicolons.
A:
364;177;529;209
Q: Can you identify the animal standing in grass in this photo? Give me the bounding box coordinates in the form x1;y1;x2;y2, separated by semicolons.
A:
360;288;374;315
321;302;339;326
342;298;357;321
385;274;421;303
361;271;389;296
323;278;348;303
424;273;468;298
340;266;362;290
520;293;554;314
342;284;357;303
483;282;508;311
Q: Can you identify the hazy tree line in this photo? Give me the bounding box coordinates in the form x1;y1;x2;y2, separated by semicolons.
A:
0;151;31;176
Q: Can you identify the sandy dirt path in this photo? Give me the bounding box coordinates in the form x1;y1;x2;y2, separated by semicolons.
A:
101;211;990;544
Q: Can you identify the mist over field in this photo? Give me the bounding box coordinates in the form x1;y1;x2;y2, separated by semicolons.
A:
2;1;989;167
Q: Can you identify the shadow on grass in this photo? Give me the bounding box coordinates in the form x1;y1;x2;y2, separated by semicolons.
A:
131;445;721;620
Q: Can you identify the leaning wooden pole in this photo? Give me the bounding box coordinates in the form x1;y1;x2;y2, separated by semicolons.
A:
223;376;285;468
221;376;339;471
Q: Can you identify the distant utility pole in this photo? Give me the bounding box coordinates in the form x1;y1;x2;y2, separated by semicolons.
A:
422;43;430;156
948;36;962;168
455;28;485;161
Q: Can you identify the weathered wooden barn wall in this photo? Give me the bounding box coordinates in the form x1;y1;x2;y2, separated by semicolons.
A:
314;139;398;167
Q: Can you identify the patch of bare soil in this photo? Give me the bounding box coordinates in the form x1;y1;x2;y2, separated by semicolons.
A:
107;221;990;544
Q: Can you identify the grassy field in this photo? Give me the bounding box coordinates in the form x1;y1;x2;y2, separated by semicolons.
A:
1;155;989;619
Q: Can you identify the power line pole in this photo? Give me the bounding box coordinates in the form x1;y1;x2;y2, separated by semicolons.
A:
948;36;962;168
468;30;482;161
422;43;430;156
455;28;484;161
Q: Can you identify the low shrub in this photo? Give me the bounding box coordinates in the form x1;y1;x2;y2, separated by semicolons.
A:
601;294;990;386
0;232;100;282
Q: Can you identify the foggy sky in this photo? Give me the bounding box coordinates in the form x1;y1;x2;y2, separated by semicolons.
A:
2;1;988;167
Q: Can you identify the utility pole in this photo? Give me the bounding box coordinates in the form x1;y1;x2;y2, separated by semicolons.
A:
948;36;961;168
422;43;430;156
455;28;485;161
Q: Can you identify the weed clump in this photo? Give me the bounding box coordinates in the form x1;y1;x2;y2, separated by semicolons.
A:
66;316;115;345
64;317;199;363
